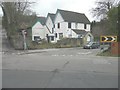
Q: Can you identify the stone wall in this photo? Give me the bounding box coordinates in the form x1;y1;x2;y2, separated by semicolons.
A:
111;42;120;55
57;38;83;47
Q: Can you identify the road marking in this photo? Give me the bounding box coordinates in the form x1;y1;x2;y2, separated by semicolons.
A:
51;51;92;57
52;54;74;57
93;60;111;64
12;53;15;55
69;55;73;56
51;55;59;56
78;52;92;55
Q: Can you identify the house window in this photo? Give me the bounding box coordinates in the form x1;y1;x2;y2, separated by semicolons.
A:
59;33;63;39
51;36;54;41
52;28;54;33
46;34;48;37
55;33;57;38
78;35;83;38
68;22;71;28
34;36;41;41
84;24;87;29
58;23;60;28
53;24;55;28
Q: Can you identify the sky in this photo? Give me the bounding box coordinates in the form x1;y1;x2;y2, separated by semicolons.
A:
30;0;97;22
0;0;119;21
0;0;99;21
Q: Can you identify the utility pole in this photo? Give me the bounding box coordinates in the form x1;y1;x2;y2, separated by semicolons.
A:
22;30;27;50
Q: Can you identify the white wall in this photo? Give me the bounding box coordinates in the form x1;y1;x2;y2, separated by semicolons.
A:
44;25;51;40
54;13;64;24
71;23;76;29
32;21;45;41
71;22;91;31
54;12;91;41
46;16;54;33
54;12;67;41
67;22;91;38
71;30;78;38
77;23;84;29
85;24;90;31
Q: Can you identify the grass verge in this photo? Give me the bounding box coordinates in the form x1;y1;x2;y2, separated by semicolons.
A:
97;49;120;57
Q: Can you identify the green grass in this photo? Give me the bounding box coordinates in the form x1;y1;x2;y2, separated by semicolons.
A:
27;42;75;50
97;49;120;57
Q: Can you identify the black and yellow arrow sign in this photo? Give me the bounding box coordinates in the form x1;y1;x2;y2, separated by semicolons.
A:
100;36;117;42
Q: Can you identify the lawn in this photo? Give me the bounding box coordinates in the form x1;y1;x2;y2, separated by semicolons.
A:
97;49;120;57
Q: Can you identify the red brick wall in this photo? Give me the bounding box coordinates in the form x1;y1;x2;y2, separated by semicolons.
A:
111;42;120;55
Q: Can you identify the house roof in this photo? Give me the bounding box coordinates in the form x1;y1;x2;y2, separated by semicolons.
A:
72;29;88;35
57;9;90;24
48;13;55;23
37;17;46;25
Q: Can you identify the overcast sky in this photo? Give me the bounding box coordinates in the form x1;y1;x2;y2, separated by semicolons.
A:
0;0;99;21
30;0;98;22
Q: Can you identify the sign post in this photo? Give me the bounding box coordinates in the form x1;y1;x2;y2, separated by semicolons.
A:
22;30;27;50
100;36;117;52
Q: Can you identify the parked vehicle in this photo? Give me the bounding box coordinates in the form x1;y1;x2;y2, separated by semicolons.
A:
83;42;100;49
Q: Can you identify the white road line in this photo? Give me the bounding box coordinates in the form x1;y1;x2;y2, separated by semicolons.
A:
78;52;92;55
51;54;75;57
69;55;73;56
51;55;59;56
93;60;111;64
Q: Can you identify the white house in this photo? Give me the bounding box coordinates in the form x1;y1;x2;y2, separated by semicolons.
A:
31;9;93;44
53;9;93;43
45;13;56;43
32;17;49;41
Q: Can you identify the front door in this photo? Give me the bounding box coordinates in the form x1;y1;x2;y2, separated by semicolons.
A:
87;35;91;42
59;33;63;39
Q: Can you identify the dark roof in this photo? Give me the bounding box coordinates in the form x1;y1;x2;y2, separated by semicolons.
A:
57;9;90;24
37;17;46;25
72;29;88;35
48;13;55;23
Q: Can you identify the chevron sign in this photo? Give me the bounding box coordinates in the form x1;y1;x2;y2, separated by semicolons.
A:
100;36;117;42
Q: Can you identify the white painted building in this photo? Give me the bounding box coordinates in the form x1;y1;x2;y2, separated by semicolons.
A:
31;9;93;43
53;9;92;42
45;13;56;43
32;17;49;41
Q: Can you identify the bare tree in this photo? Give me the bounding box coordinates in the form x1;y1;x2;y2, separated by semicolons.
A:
0;1;35;30
0;1;36;49
91;0;116;19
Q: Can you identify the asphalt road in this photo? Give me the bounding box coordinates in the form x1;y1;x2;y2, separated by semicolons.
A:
2;48;118;88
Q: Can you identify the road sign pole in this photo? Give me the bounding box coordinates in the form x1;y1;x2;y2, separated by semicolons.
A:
22;30;27;50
